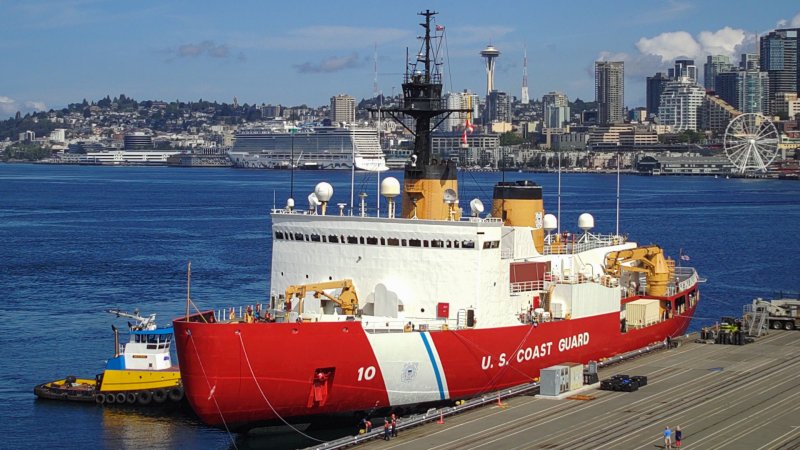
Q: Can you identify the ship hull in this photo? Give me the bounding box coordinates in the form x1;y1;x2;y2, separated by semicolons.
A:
173;296;696;430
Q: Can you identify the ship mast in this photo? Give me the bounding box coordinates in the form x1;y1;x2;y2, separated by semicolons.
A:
379;10;471;221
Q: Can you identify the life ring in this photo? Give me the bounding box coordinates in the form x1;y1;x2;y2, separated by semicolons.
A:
168;386;184;402
95;393;105;405
152;389;167;404
126;392;137;404
105;393;116;404
115;393;126;404
136;391;152;405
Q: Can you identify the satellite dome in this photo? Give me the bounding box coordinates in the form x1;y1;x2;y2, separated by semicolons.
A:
543;214;558;231
308;192;320;207
469;198;484;216
380;177;401;198
578;213;595;231
286;198;295;209
314;182;333;202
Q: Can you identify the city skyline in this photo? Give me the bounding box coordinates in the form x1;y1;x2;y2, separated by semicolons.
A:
1;0;799;120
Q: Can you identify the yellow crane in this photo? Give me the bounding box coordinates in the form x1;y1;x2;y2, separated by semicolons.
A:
285;279;360;316
604;245;674;296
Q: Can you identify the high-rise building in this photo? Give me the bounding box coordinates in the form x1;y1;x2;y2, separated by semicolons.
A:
658;77;706;131
485;90;511;123
541;92;569;128
595;61;624;125
669;59;698;84
443;90;479;131
715;70;770;114
330;94;356;124
760;29;798;114
704;55;734;91
480;45;501;95
740;53;759;70
646;72;670;118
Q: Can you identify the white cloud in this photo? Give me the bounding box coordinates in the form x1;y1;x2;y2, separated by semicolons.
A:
635;31;702;62
0;96;47;118
697;27;746;57
776;11;800;28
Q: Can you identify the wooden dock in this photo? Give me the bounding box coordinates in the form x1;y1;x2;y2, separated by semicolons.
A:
356;331;800;449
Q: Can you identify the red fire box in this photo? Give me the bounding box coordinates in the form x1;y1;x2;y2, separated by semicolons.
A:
437;302;450;319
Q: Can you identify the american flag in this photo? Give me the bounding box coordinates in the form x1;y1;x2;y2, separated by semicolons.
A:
435;24;445;31
679;249;690;261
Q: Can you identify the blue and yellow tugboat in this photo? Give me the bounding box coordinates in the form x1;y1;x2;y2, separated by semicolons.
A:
34;309;183;406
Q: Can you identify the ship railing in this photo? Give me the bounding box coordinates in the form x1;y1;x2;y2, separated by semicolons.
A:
510;272;607;294
542;233;626;255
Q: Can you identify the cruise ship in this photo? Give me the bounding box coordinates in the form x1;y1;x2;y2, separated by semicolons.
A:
229;126;388;171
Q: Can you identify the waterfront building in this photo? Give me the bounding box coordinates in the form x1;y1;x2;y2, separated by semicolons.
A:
701;95;741;134
715;69;770;114
704;55;734;91
552;132;589;151
760;29;798;114
595;61;624;125
646;72;670;119
82;150;179;165
658;78;706;131
123;132;153;150
431;131;500;166
586;124;656;149
542;92;569;129
637;155;735;176
330;94;356;124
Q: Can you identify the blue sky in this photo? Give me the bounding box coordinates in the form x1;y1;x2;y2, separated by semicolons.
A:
1;0;799;119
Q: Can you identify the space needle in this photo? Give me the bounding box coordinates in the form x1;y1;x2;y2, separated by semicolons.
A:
480;45;501;95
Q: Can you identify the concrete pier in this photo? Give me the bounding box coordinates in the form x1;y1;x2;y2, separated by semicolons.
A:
358;331;800;449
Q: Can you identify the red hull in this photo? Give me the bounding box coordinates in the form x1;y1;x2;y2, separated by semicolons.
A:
174;292;697;429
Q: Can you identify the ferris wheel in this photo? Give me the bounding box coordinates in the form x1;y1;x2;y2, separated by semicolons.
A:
724;113;780;174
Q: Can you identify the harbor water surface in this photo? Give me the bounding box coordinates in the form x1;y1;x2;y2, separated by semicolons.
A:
1;164;798;449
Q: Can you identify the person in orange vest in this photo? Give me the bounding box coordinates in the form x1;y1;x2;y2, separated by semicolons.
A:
383;418;391;440
391;413;397;437
228;307;235;320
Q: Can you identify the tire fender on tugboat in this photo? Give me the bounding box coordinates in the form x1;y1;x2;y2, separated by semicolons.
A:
152;389;167;403
168;386;184;402
95;393;105;405
136;391;152;405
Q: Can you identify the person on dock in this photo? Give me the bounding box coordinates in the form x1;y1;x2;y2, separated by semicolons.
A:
675;426;682;447
365;419;372;432
383;418;391;440
391;413;397;437
664;426;672;449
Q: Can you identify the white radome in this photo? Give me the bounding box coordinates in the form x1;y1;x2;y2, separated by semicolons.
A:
469;198;485;216
543;214;558;231
314;182;334;202
380;177;401;198
578;213;594;231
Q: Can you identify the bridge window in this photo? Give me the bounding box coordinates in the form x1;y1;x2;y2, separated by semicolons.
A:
409;239;421;247
347;236;358;244
359;237;365;244
431;239;444;248
366;237;378;245
380;237;386;245
387;238;400;246
275;231;284;240
328;235;339;243
310;234;321;242
462;240;475;249
294;233;304;241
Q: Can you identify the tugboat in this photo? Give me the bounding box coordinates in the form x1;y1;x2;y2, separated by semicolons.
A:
173;10;700;430
34;309;183;406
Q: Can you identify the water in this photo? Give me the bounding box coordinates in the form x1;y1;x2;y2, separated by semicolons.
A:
1;164;798;449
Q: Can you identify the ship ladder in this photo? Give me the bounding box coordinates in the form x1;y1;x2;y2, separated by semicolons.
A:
236;331;326;444
187;332;237;449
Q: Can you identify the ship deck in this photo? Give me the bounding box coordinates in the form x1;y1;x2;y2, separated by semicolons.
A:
352;330;800;449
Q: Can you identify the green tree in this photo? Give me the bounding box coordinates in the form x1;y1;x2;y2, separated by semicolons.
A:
499;131;524;146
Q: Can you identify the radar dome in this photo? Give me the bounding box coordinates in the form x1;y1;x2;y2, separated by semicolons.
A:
308;192;320;207
314;182;334;202
380;177;401;198
578;213;595;231
286;198;295;209
543;214;558;231
469;198;485;216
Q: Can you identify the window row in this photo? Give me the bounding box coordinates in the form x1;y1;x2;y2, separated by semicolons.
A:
274;231;501;250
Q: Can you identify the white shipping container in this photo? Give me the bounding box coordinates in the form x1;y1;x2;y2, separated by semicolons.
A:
564;362;584;391
625;299;660;327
